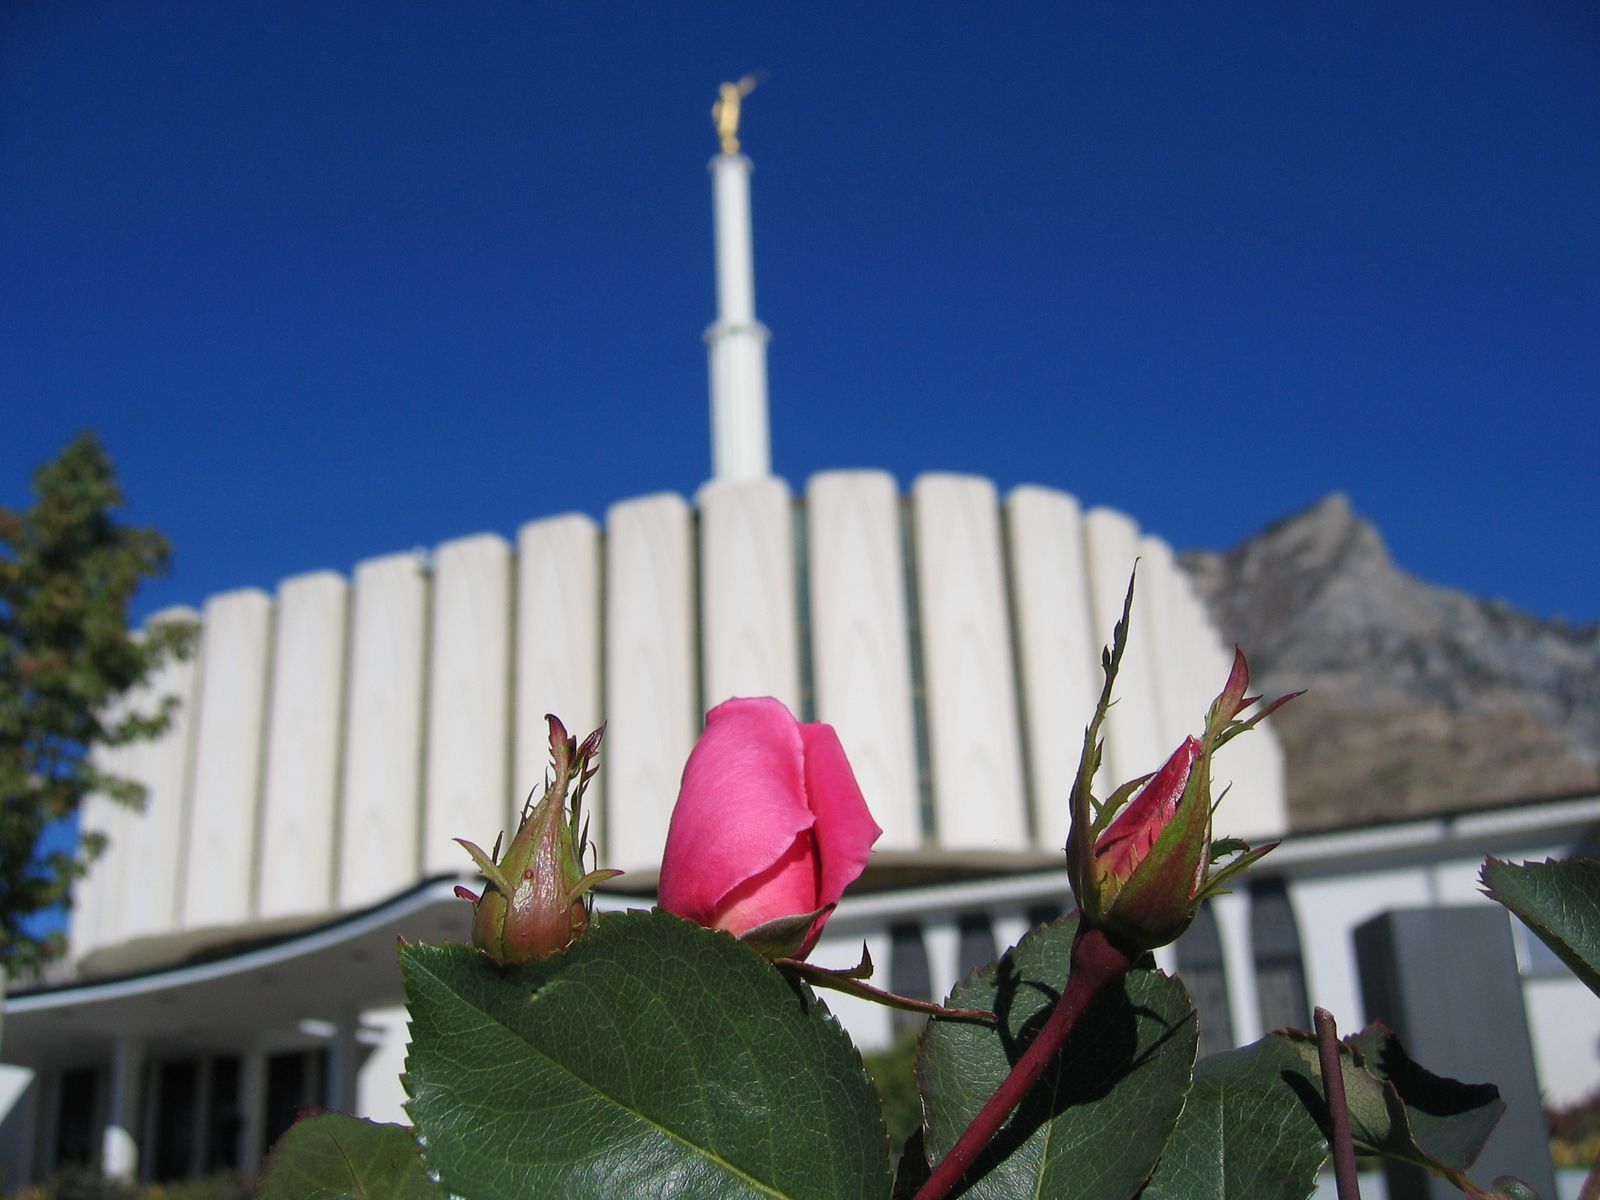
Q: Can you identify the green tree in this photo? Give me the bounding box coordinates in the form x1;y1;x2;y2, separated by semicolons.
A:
0;432;193;977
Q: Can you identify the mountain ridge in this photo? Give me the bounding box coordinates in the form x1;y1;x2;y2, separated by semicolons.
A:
1180;493;1600;830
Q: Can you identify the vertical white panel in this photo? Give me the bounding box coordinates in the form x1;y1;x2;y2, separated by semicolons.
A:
697;477;800;712
911;474;1027;851
513;514;601;837
119;608;200;940
604;494;696;872
1005;486;1101;853
1136;536;1201;744
181;589;273;929
422;534;512;875
806;471;921;851
923;917;961;1005
69;741;127;960
1211;890;1264;1046
1081;509;1166;790
257;572;347;920
338;553;427;910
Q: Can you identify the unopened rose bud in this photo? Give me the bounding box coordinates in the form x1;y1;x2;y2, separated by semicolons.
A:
1067;577;1299;955
455;716;621;964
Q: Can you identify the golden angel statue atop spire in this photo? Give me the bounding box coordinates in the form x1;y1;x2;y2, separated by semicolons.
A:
712;75;760;155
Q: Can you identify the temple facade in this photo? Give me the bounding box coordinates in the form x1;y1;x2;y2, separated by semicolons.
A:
1;93;1594;1192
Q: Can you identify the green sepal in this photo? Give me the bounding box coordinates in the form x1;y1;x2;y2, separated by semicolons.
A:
1198;841;1279;902
737;905;833;960
455;838;512;896
1098;751;1213;953
565;867;624;909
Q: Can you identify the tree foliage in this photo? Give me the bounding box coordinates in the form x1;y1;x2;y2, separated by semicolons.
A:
0;432;192;976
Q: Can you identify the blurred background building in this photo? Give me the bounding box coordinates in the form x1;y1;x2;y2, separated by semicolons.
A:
1;98;1594;1196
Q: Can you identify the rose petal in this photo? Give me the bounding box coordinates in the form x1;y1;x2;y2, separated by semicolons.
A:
712;830;821;937
1095;736;1200;881
800;722;882;913
658;697;814;924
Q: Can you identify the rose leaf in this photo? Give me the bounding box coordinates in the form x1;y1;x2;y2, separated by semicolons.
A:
402;909;891;1200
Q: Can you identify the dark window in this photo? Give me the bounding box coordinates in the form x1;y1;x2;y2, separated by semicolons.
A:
153;1059;199;1180
1026;902;1065;929
265;1050;326;1151
957;914;998;974
205;1056;243;1174
889;922;932;1038
1251;879;1310;1032
54;1067;100;1168
1174;902;1234;1058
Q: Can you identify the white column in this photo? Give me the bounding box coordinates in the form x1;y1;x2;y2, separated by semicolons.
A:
69;738;128;960
257;573;347;920
911;474;1028;851
513;514;602;838
338;553;427;909
697;477;801;711
120;608;200;941
1211;890;1265;1046
422;534;512;875
1134;536;1194;747
1081;509;1165;791
102;1035;144;1183
182;589;273;930
354;1007;412;1125
323;1012;362;1115
1004;487;1101;854
806;471;922;850
705;153;771;481
604;493;697;872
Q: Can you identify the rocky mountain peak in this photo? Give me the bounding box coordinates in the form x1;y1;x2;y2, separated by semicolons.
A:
1181;494;1600;830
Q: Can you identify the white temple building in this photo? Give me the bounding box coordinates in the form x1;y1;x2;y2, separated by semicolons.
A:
1;89;1595;1191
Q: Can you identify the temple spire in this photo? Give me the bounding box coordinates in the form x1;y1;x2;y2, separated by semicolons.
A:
705;76;771;481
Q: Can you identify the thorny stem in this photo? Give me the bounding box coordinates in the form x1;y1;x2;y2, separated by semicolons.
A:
913;927;1133;1200
1316;1007;1361;1200
777;959;996;1024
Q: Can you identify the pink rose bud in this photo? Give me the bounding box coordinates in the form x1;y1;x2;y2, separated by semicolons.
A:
1067;597;1298;955
658;696;883;960
455;716;621;964
1093;735;1203;888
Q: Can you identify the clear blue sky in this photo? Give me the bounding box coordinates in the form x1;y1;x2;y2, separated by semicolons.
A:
4;3;1597;624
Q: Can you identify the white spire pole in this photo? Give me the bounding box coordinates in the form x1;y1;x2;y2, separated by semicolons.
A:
706;77;771;481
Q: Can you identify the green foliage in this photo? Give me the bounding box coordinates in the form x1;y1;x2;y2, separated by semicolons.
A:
14;1168;134;1200
1279;1022;1505;1183
0;431;192;975
916;914;1198;1199
1481;856;1600;998
1141;1036;1329;1199
401;909;892;1200
243;888;1552;1199
862;1031;924;1155
256;1113;439;1200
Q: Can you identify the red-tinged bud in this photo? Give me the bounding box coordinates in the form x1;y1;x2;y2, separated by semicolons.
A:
1066;573;1296;955
1093;736;1202;887
454;715;622;964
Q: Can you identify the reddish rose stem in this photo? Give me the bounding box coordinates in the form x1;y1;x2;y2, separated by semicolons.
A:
913;928;1133;1200
1315;1007;1361;1200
